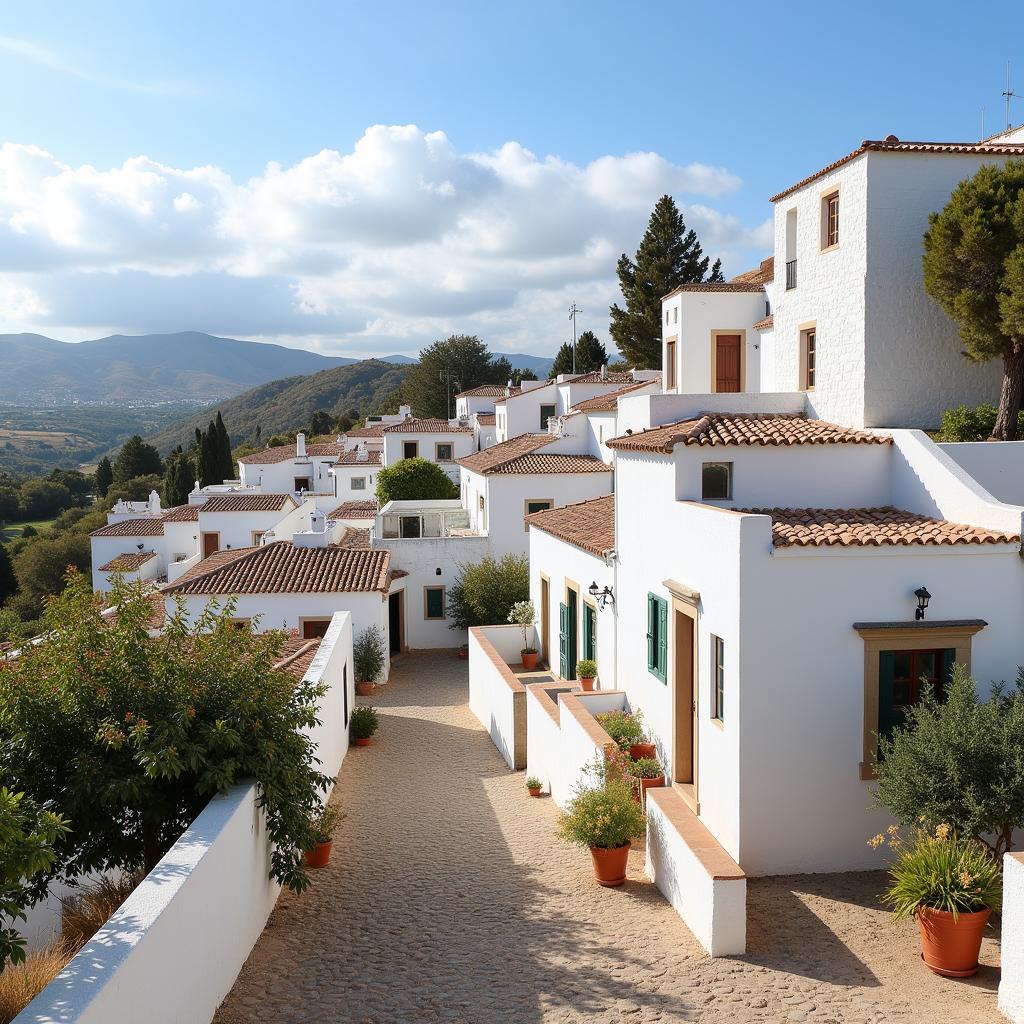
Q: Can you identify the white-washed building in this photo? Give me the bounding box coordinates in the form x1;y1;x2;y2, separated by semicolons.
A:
381;418;475;482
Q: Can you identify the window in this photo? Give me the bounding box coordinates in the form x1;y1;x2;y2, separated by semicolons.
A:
878;648;951;743
301;618;332;639
435;442;453;463
665;339;676;390
701;462;732;501
524;498;553;530
802;328;816;390
822;190;840;249
294;477;311;492
540;404;556;430
583;604;597;662
402;440;419;459
646;593;668;683
424;586;446;620
479;494;486;529
399;515;421;538
673;306;678;324
665;309;669;325
712;636;725;721
785;208;798;290
351;476;367;491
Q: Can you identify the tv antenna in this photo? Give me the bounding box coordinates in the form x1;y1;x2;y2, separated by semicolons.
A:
568;302;582;374
1002;61;1020;132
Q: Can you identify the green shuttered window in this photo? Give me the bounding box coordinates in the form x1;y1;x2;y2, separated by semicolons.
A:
647;593;667;683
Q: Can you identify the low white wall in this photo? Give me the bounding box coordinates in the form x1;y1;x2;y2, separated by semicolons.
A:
468;626;527;770
645;788;746;957
940;440;1024;507
16;612;354;1024
1000;853;1024;1023
525;687;561;796
551;692;623;808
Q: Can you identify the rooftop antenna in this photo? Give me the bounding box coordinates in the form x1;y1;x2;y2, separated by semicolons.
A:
981;106;985;140
1002;61;1019;132
568;302;582;374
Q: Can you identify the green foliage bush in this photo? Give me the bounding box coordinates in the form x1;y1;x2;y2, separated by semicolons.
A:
576;659;597;679
628;757;664;780
374;457;458;504
353;626;386;683
448;554;529;630
595;709;645;750
936;403;1024;441
557;776;645;850
350;706;379;740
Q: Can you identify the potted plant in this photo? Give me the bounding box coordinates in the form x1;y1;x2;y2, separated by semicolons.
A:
557;772;646;887
304;804;345;868
457;643;469;660
870;823;1001;977
354;626;386;695
594;709;645;754
508;600;539;670
350;705;379;747
526;775;542;797
629;757;665;806
576;658;597;692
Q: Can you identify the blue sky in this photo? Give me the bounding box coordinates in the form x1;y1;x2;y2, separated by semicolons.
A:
0;0;1022;358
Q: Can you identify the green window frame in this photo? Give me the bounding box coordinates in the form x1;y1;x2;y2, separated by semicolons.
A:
878;647;954;744
583;604;596;662
646;593;668;683
540;404;556;429
711;635;725;720
424;586;446;620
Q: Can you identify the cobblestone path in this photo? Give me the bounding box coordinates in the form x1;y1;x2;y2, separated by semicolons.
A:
214;651;999;1024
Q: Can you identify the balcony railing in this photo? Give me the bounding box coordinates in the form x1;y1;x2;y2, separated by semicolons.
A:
785;259;797;290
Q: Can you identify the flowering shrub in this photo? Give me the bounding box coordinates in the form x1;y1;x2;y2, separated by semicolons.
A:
628;757;664;781
557;777;645;850
870;822;1002;920
595;709;644;750
576;659;597;679
526;776;541;790
507;600;536;653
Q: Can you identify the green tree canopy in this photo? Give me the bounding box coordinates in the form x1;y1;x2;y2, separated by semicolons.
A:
94;456;113;498
308;409;334;436
0;572;331;893
46;469;93;507
610;194;723;367
18;478;74;519
0;543;17;607
163;446;194;507
375;457;458;504
112;435;163;483
551;330;609;377
104;474;164;507
0;487;18;521
12;532;91;614
402;335;511;418
923;161;1024;439
214;411;234;481
447;553;530;630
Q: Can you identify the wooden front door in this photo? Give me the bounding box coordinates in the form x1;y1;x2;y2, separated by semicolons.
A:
673;608;697;788
201;532;219;558
388;591;403;654
715;334;741;393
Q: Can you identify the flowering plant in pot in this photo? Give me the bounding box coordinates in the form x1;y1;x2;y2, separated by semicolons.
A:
507;600;538;669
557;763;646;887
350;705;379;747
594;709;646;756
628;756;666;806
304;804;345;868
870;822;1001;977
576;658;597;692
354;626;386;695
526;775;542;798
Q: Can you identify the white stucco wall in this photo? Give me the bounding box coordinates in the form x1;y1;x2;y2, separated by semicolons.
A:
382;431;474;482
196;507;293;552
468;625;531;770
498;381;559;438
331;462;378;499
940;441;1024;506
1000;853;1024;1023
238;454;338;495
90;536;167;593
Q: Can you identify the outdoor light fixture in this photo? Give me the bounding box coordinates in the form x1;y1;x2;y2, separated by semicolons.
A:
588;581;615;610
914;586;931;621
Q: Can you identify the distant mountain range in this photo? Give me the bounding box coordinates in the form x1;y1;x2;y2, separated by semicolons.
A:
0;332;551;405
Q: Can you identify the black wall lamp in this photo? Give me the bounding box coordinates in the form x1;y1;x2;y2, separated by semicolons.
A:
588;581;615;610
914;586;931;621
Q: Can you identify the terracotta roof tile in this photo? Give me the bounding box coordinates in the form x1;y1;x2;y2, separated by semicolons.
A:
327;500;378;520
491;453;611;475
663;281;766;299
607;413;891;454
564;370;637;384
338;527;371;548
342;423;387;438
382;417;472;433
98;551;157;571
770;136;1024;202
90;518;166;538
457;433;556;473
237;442;344;465
571;377;660;413
456;384;517;398
731;257;774;286
752;314;774;331
526;494;615;556
332;450;383;465
164;541;391;595
274;633;322;680
162;504;201;522
476;413;496;425
739;507;1020;548
198;493;296;513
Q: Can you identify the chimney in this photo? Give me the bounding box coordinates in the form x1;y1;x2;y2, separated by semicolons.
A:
600;363;607;380
398;405;411;420
188;481;210;506
296;432;307;458
148;490;162;516
357;449;368;462
292;508;329;548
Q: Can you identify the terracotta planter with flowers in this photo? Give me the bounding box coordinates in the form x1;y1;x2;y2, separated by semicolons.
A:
917;907;992;977
355;681;375;696
629;742;656;760
590;842;631;886
304;840;333;868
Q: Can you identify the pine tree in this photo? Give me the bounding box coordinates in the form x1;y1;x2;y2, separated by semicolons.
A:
112;435;163;484
94;456;113;498
215;412;234;481
708;258;724;282
163;447;193;507
0;544;17;607
402;335;510;418
550;331;608;377
609;195;721;368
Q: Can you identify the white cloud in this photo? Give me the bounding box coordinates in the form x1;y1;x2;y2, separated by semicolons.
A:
0;126;770;356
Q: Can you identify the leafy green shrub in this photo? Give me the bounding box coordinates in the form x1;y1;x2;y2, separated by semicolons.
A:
871;823;1001;920
507;600;536;653
448;554;529;630
353;626;386;683
526;776;541;790
937;403;1024;441
350;706;379;740
873;664;1024;857
557;778;645;850
375;457;458;504
595;709;644;750
576;659;597;679
309;804;345;846
628;757;664;780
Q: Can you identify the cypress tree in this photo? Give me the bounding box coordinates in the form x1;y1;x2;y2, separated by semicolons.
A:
163;447;193;507
215;412;234;481
0;543;17;607
550;331;608;377
94;456;113;498
609;194;722;368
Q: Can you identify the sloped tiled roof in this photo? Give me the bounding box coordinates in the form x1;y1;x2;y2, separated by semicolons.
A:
731;257;774;286
571;377;660;413
237;442;344;465
607;413;892;454
565;370;636;384
739;507;1020;548
476;413;496;426
769;136;1024;202
663;282;767;299
198;493;296;513
333;450;383;465
492;453;611;475
164;541;391;595
526;494;615;557
752;314;774;332
338;527;372;548
343;423;387;438
98;551;157;571
456;384;518;398
457;433;556;473
274;634;323;680
162;504;201;522
383;418;472;433
90;518;166;538
327;500;379;520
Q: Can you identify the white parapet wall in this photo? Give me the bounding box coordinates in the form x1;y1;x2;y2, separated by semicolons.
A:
645;787;746;957
1000;853;1024;1023
467;625;529;770
16;612;354;1024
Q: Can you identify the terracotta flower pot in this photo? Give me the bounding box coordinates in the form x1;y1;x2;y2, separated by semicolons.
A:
528;786;541;798
355;681;375;696
304;840;333;868
630;742;656;760
917;907;991;977
579;676;595;692
457;646;469;660
589;842;630;887
521;650;539;670
637;776;665;807
353;736;371;747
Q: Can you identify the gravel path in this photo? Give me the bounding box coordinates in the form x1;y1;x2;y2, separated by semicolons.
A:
214;651;1000;1024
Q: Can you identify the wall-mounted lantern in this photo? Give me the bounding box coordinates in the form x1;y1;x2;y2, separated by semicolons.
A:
588;581;615;610
914;586;931;621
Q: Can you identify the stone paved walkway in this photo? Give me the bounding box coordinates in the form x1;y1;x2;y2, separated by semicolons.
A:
214;651;1000;1024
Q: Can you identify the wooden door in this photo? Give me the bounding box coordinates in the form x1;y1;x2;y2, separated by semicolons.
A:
715;335;741;393
201;532;219;558
673;609;696;787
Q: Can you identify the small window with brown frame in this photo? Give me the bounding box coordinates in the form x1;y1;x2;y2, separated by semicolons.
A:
665;339;676;390
802;328;816;390
822;190;839;249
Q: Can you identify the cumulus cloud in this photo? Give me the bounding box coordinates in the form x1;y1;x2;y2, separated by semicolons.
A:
0;125;771;356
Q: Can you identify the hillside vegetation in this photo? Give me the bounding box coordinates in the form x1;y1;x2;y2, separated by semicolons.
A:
147;359;409;453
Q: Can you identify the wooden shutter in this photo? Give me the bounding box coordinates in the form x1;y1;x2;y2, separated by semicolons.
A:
425;587;444;619
583;606;596;661
877;650;898;745
559;602;569;678
657;597;668;683
940;648;956;698
646;594;656;672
